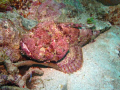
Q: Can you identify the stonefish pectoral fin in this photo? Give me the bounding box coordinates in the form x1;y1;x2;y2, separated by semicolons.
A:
56;45;83;74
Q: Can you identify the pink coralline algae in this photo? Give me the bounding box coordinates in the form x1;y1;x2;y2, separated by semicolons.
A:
37;0;65;20
22;0;65;21
0;19;21;62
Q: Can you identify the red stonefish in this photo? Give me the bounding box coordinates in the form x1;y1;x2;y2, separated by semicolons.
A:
20;21;103;73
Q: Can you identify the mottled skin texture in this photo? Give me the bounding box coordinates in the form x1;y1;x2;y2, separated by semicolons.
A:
21;22;69;62
20;21;101;73
21;22;80;62
57;45;83;73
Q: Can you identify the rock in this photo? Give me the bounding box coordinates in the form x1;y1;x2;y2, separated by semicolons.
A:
6;11;20;22
94;20;111;31
21;16;38;30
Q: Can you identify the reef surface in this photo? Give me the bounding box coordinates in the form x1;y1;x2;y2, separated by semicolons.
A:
0;0;120;90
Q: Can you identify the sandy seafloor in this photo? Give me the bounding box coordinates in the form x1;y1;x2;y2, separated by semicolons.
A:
40;25;120;90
